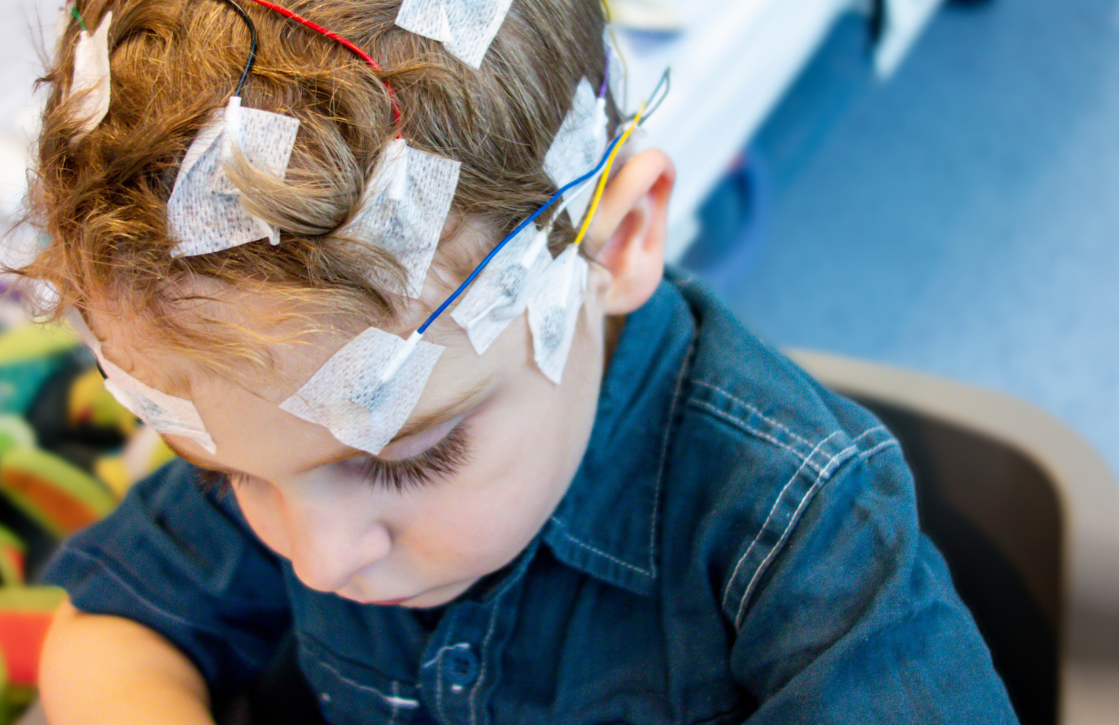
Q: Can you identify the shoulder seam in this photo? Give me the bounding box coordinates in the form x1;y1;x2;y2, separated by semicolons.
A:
859;437;899;460
722;425;892;628
729;437;857;627
688;399;826;473
720;431;845;616
692;381;816;450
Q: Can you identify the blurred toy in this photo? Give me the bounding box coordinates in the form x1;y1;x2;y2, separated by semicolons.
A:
94;426;176;500
0;421;33;460
0;325;78;416
0;529;23;587
0;448;117;539
0;316;181;721
0;587;66;725
68;366;138;437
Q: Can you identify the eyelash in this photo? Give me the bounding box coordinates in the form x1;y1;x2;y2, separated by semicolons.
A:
197;468;244;497
195;423;472;496
359;422;472;493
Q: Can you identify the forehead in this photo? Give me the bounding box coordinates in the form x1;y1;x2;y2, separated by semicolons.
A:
84;276;519;468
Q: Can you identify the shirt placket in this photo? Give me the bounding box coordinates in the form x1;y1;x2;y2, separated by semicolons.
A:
418;597;514;725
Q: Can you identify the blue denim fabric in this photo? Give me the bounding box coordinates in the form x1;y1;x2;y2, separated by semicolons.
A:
45;270;1019;724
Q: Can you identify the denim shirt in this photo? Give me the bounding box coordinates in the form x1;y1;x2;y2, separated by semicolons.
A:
45;271;1019;724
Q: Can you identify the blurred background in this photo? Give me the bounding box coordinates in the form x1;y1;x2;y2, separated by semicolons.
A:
669;0;1119;487
705;0;1119;486
1;0;1119;722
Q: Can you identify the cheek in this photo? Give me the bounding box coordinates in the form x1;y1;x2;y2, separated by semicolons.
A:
399;501;533;580
233;483;292;559
399;398;585;569
233;472;392;559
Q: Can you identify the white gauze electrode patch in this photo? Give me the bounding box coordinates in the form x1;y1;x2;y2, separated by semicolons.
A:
69;11;113;140
279;327;444;455
98;357;217;454
394;0;513;69
167;97;300;258
451;223;552;355
543;78;608;228
527;244;589;384
344;138;462;299
66;311;217;452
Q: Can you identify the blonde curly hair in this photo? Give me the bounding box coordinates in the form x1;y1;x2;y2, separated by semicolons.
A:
11;0;616;373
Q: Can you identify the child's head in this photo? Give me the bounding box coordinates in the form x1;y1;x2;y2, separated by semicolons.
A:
17;0;674;607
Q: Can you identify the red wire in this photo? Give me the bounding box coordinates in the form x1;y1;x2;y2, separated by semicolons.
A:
243;0;403;129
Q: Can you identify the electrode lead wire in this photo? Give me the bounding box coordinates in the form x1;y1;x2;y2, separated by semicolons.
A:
243;0;403;130
217;0;258;96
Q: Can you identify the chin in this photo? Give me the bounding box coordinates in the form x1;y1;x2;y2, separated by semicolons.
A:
398;579;477;609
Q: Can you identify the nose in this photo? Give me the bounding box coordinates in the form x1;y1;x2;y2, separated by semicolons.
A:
282;497;393;593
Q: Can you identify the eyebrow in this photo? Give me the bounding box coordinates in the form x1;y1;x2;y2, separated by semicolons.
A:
162;377;493;476
390;378;490;442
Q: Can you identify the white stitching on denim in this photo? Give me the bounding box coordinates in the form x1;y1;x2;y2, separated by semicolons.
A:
422;642;470;669
548;516;654;577
648;338;696;578
851;425;886;444
734;441;858;627
694;383;893;463
469;603;502;725
545;339;696;584
692;381;815;450
720;431;840;612
388;681;400;725
859;438;898;460
315;659;420;709
432;610;459;723
689;399;824;473
59;546;265;667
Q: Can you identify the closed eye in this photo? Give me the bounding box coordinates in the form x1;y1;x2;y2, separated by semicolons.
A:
194;422;472;496
197;467;246;496
355;421;471;493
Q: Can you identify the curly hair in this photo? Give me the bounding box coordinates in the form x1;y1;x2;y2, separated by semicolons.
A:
10;0;615;373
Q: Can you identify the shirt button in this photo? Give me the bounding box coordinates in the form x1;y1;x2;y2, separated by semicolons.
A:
443;645;480;690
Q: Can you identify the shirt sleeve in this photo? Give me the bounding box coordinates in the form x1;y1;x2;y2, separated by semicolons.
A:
725;440;1020;724
42;459;291;699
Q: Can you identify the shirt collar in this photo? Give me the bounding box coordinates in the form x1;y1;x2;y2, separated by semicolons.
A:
543;276;696;596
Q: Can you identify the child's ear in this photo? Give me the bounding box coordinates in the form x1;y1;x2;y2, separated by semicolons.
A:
585;149;676;315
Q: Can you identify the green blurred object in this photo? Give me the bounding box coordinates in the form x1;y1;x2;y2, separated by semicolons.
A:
0;419;34;459
0;325;79;415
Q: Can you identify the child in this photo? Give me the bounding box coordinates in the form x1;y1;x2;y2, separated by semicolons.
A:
17;0;1019;723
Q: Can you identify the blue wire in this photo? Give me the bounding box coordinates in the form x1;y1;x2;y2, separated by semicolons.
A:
415;67;669;335
417;133;623;334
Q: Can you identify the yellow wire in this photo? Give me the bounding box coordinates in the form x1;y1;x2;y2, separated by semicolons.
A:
572;99;647;247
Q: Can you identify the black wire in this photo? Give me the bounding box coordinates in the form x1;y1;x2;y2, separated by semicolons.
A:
218;0;258;96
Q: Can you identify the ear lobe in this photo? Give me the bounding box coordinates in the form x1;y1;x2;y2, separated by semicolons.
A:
587;149;676;316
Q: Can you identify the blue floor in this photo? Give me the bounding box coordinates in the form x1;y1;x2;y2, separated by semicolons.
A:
710;0;1119;479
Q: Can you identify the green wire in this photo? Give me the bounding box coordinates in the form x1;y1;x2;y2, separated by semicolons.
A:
69;5;89;32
